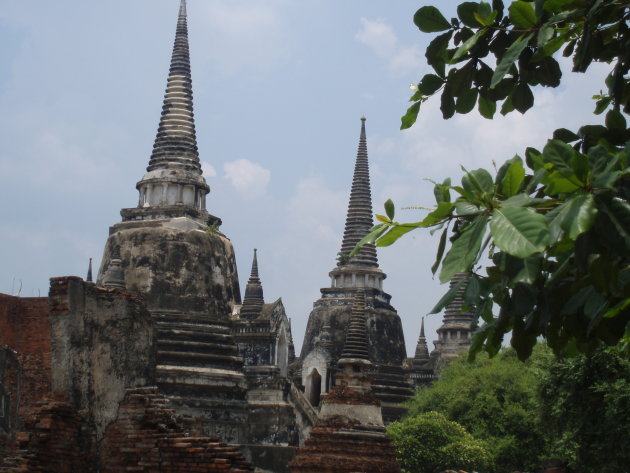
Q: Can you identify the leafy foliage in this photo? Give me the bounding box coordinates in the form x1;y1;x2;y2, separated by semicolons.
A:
351;0;630;359
539;347;630;472
406;348;547;473
387;411;493;473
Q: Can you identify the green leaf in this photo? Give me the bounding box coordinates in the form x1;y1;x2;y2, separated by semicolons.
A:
451;29;488;63
605;109;627;131
376;225;417;247
440;87;456;119
602;298;630;319
599;197;630;247
455;200;482;216
501;157;525;197
349;224;388;257
543;171;582;194
455;88;479;114
375;214;390;223
458;2;482;27
422;201;455;226
462;167;495;194
432;226;449;275
429;274;469;314
543;0;577;13
537;24;555;47
426;31;453;77
433;178;452;204
401;102;421;130
414;6;452;33
440;215;488;283
491;33;534;88
553;128;580;143
512;83;534;114
509;1;538;28
478;94;497;118
384;199;395;220
512;255;541;285
542;139;575;170
490;206;550;257
594;96;612;115
550;193;598;241
418;73;445;95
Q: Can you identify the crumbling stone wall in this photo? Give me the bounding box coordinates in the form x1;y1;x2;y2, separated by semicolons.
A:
0;395;90;473
49;277;155;439
101;386;253;472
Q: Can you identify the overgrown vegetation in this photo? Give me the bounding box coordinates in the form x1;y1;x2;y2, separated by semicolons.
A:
390;345;630;472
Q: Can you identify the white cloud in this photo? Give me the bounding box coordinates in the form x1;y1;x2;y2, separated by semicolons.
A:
202;161;217;178
355;18;398;57
287;176;347;244
192;1;291;75
223;158;271;198
355;18;422;75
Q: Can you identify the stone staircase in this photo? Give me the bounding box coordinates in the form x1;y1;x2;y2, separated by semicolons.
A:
154;310;243;371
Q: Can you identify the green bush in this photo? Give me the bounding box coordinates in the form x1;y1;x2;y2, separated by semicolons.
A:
388;411;493;473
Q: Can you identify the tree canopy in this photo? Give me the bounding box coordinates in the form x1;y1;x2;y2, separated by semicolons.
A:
399;345;630;472
387;411;493;473
406;348;546;472
352;0;630;360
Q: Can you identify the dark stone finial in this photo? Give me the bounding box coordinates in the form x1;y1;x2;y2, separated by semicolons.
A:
420;316;425;338
102;246;126;289
337;118;378;269
241;248;264;318
86;258;93;283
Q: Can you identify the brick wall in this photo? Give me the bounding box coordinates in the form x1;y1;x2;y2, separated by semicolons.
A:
101;386;253;473
0;294;52;420
0;395;90;473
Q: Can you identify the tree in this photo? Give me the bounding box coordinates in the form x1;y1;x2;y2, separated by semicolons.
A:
387;411;493;473
352;0;630;360
406;348;547;473
538;347;630;472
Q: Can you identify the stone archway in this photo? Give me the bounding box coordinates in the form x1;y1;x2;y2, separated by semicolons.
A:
307;369;322;407
276;328;289;378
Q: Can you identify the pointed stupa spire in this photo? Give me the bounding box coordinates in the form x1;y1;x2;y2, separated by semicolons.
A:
148;0;199;172
132;0;210;216
86;258;93;283
240;249;264;318
414;317;430;361
339;291;371;362
338;117;378;268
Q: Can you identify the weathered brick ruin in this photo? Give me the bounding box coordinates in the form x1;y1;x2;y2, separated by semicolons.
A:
0;0;472;471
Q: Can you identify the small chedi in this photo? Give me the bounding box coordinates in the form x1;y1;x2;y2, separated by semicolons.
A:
0;1;473;472
290;291;401;473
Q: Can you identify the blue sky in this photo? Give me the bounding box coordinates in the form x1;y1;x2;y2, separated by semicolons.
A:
0;0;607;355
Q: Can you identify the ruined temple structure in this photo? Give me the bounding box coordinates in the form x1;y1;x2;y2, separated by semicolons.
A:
289;292;401;473
296;117;414;423
405;272;475;387
0;1;473;471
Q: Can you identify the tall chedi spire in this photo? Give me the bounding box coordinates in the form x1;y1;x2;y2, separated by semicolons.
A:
338;117;378;268
128;0;212;223
241;249;264;318
299;118;412;425
97;1;246;444
414;317;430;362
328;117;385;291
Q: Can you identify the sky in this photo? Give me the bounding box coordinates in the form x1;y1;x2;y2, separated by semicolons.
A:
0;0;608;356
